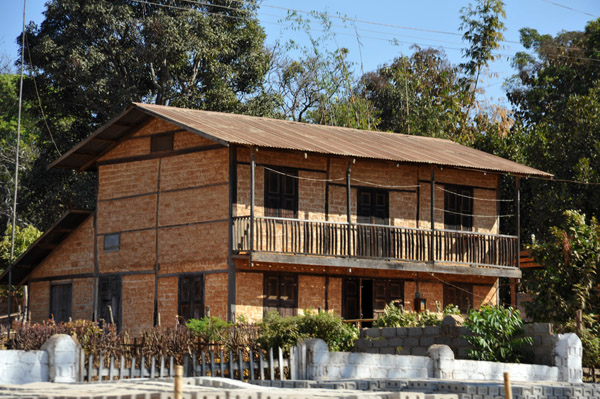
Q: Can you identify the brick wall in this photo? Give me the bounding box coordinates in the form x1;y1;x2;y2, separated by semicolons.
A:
157;276;177;327
205;273;228;320
236;272;263;323
121;274;155;335
298;275;326;312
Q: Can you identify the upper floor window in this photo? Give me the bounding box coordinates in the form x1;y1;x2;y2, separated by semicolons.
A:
357;188;389;225
151;133;174;152
264;168;298;218
444;185;473;231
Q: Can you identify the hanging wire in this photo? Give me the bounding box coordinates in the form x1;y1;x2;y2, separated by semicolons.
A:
428;272;496;303
351;177;421;189
262;165;345;182
24;35;61;157
436;186;513;202
434;207;513;218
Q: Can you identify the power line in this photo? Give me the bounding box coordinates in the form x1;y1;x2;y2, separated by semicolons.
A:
133;0;600;66
540;0;598;18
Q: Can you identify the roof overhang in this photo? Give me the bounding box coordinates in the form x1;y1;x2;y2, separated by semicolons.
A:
0;210;92;286
50;103;553;179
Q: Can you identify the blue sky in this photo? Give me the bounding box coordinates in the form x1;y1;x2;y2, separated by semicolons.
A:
1;0;598;106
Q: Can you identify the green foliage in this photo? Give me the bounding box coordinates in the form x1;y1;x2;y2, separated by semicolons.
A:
362;47;467;138
20;0;269;228
0;224;42;272
463;305;533;363
186;316;232;345
524;210;600;324
373;301;462;328
257;310;358;352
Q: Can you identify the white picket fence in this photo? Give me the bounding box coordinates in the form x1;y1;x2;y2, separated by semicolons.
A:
80;345;303;382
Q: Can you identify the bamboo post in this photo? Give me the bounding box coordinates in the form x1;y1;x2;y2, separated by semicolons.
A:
504;372;512;399
576;310;583;332
174;365;183;399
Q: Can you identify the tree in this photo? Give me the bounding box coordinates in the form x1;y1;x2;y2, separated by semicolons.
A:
0;74;39;233
524;210;600;324
0;224;42;272
362;47;467;138
20;0;269;228
503;19;600;240
264;11;377;129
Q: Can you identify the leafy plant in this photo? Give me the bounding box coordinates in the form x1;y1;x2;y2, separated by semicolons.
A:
374;302;461;328
462;305;533;363
257;310;358;352
186;316;232;346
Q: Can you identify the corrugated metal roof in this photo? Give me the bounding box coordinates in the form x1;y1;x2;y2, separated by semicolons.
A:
0;210;92;286
51;103;552;178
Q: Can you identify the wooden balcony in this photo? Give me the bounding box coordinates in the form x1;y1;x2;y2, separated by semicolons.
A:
232;216;520;277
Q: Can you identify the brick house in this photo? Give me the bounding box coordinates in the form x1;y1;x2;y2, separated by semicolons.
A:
0;103;551;333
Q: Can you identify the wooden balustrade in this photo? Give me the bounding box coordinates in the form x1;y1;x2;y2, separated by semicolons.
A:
233;216;518;268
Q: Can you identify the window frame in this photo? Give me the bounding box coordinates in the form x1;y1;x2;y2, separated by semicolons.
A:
263;167;299;218
443;184;474;231
103;233;121;252
263;272;298;317
357;187;389;225
150;133;174;153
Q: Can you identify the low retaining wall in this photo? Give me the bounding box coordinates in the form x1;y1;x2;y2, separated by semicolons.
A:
0;349;48;384
0;334;81;385
355;320;558;365
299;333;582;383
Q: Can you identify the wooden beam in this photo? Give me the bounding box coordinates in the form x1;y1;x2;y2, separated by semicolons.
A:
250;253;523;278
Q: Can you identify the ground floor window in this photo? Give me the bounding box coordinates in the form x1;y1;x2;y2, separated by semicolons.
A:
342;278;404;321
264;273;297;317
443;283;473;313
50;282;72;323
179;274;204;321
98;274;121;329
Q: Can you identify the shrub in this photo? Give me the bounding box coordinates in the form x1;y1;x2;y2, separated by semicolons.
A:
186;316;231;346
374;302;460;328
257;310;358;352
462;305;533;363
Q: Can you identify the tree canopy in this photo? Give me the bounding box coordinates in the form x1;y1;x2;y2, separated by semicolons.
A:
19;0;269;228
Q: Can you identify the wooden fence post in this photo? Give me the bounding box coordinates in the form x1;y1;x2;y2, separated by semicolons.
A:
174;365;183;399
504;372;513;399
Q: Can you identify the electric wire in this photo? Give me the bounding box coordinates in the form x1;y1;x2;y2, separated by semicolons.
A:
434;207;513;219
436;186;513;202
540;0;598;18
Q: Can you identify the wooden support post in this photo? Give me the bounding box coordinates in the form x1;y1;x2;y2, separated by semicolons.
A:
515;177;521;268
430;168;435;262
174;365;183;399
250;148;255;265
510;278;517;307
346;161;352;256
576;309;583;332
504;372;513;399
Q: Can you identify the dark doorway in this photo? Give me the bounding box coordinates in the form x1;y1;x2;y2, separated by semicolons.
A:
443;283;473;313
357;188;390;257
98;275;121;329
50;283;72;323
179;274;204;321
343;278;404;325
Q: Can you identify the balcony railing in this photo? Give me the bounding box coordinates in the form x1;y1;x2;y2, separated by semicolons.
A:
232;216;518;268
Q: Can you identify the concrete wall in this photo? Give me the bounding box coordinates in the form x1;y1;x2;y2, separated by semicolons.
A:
0;334;81;385
0;350;48;384
355;322;557;366
301;334;582;383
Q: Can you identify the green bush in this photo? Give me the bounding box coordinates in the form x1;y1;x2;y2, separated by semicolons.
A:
462;305;533;363
257;310;358;352
186;316;231;345
374;302;460;328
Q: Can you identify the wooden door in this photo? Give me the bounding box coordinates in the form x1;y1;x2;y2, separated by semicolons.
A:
179;274;204;320
98;275;121;328
50;283;72;323
264;274;297;317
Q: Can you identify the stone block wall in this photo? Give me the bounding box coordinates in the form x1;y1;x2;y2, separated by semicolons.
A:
355;322;556;366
